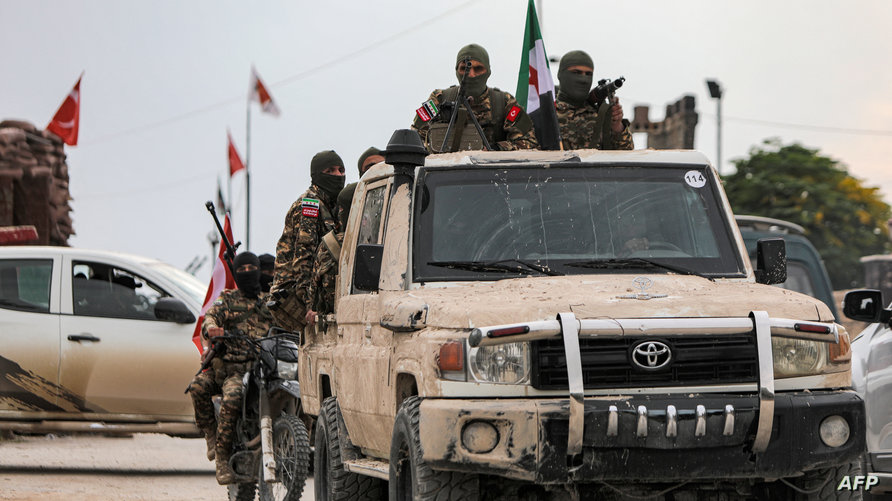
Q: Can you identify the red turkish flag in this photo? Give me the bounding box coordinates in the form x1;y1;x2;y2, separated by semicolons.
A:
250;66;280;116
192;214;237;353
46;75;82;146
228;130;245;176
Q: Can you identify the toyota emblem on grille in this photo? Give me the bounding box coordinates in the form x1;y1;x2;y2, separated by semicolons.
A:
630;340;672;371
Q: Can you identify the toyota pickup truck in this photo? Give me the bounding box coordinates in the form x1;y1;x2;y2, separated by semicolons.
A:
300;130;865;500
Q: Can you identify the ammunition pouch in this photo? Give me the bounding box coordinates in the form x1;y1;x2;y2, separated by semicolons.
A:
426;123;486;153
268;287;307;333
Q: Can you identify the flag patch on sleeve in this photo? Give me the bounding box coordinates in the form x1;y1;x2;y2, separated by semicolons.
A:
301;198;320;218
506;105;522;123
416;99;440;122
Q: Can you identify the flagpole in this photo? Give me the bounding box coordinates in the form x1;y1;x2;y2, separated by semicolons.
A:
537;0;543;32
245;92;252;251
227;137;232;217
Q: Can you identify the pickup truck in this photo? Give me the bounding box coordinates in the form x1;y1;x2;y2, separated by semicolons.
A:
0;246;204;436
301;130;865;500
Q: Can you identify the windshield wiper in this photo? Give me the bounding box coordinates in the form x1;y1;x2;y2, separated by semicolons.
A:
427;260;562;276
487;259;563;276
563;258;712;280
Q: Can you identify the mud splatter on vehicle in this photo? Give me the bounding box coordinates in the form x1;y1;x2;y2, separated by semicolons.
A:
302;130;865;500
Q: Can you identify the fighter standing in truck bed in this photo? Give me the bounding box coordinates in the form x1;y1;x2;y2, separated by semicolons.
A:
555;50;633;150
269;150;345;331
411;43;538;153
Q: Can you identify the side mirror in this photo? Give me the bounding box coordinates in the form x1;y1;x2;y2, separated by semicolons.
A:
353;244;384;292
754;237;787;285
154;297;196;324
843;289;889;323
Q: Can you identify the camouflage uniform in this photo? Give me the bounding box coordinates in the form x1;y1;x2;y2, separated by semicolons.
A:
308;231;343;319
188;288;273;465
412;86;538;153
556;100;634;150
270;185;338;330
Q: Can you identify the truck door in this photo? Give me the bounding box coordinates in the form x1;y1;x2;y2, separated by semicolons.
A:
0;253;62;413
58;257;196;417
333;177;396;453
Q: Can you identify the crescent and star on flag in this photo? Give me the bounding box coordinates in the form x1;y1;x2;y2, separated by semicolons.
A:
46;73;83;146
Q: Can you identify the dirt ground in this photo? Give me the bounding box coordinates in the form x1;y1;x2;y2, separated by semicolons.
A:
0;433;315;501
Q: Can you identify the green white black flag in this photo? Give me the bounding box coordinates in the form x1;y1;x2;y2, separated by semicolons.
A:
515;0;561;150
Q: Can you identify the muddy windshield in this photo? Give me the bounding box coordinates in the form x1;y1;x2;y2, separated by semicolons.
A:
412;164;745;282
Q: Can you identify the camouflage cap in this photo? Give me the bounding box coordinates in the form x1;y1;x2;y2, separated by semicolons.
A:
558;50;594;72
455;44;490;71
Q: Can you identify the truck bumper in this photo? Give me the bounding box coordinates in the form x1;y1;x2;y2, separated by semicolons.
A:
419;391;865;483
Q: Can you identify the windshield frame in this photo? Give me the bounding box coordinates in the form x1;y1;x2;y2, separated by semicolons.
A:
411;162;747;283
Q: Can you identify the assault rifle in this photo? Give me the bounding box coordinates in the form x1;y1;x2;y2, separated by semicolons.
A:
438;56;492;152
205;201;241;275
589;76;625;106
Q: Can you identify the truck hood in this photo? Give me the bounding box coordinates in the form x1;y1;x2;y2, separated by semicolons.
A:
382;275;834;330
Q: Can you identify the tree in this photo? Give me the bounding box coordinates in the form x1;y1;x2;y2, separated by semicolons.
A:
722;139;891;289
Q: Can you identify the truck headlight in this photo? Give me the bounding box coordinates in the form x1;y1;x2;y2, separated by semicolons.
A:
468;342;530;384
772;337;828;378
276;360;299;380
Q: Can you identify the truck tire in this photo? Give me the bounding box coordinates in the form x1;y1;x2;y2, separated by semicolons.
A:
258;414;310;501
315;397;385;501
794;460;863;501
389;396;479;501
227;483;256;501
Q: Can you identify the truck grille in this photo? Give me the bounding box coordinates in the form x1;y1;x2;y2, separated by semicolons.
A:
530;334;758;390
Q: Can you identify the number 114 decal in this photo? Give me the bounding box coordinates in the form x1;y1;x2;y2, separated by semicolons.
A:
684;171;706;188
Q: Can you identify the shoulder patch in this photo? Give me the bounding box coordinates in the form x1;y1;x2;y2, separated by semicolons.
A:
301;198;320;218
506;105;522;123
213;298;223;305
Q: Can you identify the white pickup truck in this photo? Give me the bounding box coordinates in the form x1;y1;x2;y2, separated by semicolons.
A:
0;246;204;436
301;130;866;500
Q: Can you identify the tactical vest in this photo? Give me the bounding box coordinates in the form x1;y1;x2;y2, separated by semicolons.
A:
426;87;506;153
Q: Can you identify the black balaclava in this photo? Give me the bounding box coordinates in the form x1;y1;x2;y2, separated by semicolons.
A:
233;251;261;298
455;44;491;98
337;182;358;230
357;147;383;177
258;253;275;293
310;150;346;200
557;50;594;107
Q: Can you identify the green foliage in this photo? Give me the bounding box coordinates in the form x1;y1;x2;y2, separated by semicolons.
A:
722;139;891;289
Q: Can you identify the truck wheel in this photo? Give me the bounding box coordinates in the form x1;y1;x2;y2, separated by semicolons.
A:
315;397;385;501
389;396;479;501
227;483;256;501
258;414;310;501
793;460;863;500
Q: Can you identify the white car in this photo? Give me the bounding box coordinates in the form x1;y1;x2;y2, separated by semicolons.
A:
844;289;892;495
0;246;205;436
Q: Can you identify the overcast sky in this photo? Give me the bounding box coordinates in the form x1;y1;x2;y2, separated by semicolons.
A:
2;0;890;282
